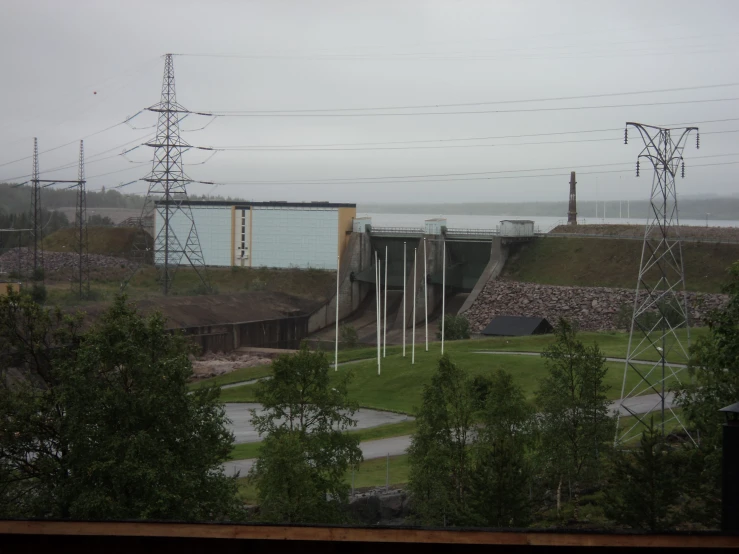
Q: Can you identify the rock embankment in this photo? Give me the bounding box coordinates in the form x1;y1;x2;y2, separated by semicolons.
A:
463;280;727;332
0;247;132;275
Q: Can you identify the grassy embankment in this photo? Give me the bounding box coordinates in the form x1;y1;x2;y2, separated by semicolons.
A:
501;236;738;293
45;264;335;306
41;226;336;305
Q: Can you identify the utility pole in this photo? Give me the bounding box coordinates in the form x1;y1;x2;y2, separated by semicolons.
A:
30;138;42;279
616;122;699;445
128;53;210;295
74;140;90;299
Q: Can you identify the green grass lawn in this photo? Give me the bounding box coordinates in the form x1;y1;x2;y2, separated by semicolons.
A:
237;454;410;504
200;328;704;391
220;349;678;415
189;365;273;390
229;420;417;461
334;328;706;365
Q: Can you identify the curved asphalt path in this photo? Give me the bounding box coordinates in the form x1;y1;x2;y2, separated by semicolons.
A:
221;350;683;477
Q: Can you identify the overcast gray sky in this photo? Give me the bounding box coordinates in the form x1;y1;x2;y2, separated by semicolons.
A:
1;0;738;205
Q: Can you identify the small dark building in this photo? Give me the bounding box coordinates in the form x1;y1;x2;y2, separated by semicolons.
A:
481;315;553;337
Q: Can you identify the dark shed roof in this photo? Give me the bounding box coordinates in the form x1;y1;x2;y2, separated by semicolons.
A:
481;315;553;337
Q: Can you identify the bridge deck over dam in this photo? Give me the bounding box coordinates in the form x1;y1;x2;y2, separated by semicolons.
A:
368;226;538;242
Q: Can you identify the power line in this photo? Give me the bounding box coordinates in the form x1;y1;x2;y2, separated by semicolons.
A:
202;82;739;114
210;137;622;152
0;111;144;170
202;128;739;152
0;132;153;182
184;161;739;189
208;97;739;117
194;156;739;187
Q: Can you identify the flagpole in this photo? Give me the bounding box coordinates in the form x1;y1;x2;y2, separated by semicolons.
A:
383;245;388;358
441;241;446;355
376;252;381;375
423;238;428;352
402;242;406;357
334;254;340;371
412;247;417;365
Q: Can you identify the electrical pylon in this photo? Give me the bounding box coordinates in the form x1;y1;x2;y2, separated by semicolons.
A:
73;140;90;299
615;122;699;445
128;53;210;295
30;137;43;279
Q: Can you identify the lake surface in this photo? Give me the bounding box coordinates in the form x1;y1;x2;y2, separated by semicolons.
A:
358;212;739;232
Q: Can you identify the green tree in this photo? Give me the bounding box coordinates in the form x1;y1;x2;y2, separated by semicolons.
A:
0;293;244;521
536;319;613;519
603;419;683;531
470;370;534;527
249;345;362;524
437;314;471;341
674;261;739;526
408;354;476;526
340;324;359;348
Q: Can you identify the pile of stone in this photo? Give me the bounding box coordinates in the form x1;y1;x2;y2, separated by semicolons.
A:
190;352;272;381
0;247;133;275
463;280;727;332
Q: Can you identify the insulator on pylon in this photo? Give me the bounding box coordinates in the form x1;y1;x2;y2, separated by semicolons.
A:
636;160;640;177
681;161;685;178
624;127;628;145
696;132;700;150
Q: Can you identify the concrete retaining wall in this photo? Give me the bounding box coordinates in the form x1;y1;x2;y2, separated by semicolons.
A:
458;238;507;315
307;230;372;333
180;315;310;354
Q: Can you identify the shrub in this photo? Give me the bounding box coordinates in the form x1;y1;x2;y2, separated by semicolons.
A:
30;283;47;304
184;283;216;296
340;325;359;348
614;299;686;332
248;278;267;291
437;314;470;341
31;267;45;281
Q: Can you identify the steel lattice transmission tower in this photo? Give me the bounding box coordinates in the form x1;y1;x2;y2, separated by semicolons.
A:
615;122;699;445
73;140;90;299
30;137;43;279
129;53;210;295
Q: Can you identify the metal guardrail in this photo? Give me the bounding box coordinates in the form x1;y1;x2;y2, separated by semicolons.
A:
446;227;499;236
370;226;424;235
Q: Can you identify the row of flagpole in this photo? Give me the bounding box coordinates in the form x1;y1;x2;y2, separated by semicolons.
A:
334;239;447;373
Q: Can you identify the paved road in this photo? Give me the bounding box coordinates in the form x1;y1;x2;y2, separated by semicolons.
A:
225;403;413;445
222;392;676;477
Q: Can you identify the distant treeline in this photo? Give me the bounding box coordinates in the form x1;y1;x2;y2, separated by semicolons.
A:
0;183;246;215
359;197;739;221
0;209;69;250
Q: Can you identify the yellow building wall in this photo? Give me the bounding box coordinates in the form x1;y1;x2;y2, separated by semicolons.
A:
0;282;21;296
337;207;356;266
230;206;236;266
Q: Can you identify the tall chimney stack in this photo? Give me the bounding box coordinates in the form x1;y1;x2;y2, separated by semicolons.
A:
567;171;577;225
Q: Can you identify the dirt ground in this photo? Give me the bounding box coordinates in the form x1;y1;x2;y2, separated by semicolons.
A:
72;291;322;328
190;352;272;381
